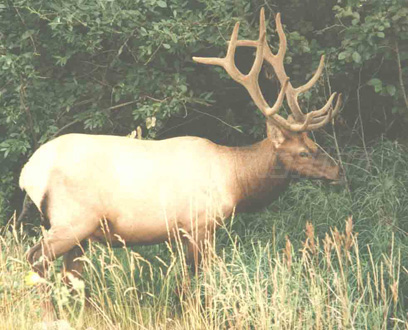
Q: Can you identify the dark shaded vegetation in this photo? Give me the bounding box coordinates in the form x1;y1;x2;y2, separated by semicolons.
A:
0;0;407;222
0;1;407;326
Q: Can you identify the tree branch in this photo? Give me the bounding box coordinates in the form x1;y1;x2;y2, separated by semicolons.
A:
395;40;408;112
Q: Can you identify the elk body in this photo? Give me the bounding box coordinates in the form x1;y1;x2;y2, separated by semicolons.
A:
20;8;342;316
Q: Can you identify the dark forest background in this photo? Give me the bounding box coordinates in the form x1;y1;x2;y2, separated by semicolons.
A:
0;0;407;224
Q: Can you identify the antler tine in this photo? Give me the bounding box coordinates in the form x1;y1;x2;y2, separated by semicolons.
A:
224;22;243;81
306;92;337;121
267;77;290;116
295;55;325;95
193;8;287;118
274;13;287;61
306;94;342;129
193;22;243;81
248;8;266;78
331;93;342;118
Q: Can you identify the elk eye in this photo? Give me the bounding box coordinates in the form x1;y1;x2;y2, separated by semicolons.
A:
299;151;309;158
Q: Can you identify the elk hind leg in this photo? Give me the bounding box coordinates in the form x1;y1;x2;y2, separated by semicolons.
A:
27;222;97;321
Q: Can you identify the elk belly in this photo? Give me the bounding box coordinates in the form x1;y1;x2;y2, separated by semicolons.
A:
88;183;230;246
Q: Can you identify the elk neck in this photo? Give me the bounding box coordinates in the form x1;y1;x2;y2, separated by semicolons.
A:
222;138;290;212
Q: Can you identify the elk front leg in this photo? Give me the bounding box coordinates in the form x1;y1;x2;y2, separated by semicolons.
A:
184;226;215;274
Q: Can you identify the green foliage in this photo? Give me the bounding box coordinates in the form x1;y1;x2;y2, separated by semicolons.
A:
0;0;408;223
333;0;408;117
0;1;407;326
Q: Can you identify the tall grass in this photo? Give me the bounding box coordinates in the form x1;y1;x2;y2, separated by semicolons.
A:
0;140;407;329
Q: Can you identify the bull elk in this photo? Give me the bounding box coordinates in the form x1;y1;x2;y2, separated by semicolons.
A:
19;8;341;316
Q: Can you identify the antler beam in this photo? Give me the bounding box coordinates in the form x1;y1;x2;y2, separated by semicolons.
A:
194;8;342;132
193;12;289;118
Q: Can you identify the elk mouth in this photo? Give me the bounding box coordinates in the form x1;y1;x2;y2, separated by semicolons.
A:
289;168;343;184
317;173;343;185
298;176;344;187
317;169;345;185
328;172;347;185
300;176;342;184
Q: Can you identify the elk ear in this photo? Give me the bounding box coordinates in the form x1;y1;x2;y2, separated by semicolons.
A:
267;122;287;149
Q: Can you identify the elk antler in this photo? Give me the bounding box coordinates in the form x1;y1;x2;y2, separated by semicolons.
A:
193;10;289;119
193;8;342;132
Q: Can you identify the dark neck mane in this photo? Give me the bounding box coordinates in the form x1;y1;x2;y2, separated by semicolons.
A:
226;139;290;212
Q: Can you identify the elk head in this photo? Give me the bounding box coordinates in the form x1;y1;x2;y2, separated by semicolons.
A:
193;8;342;182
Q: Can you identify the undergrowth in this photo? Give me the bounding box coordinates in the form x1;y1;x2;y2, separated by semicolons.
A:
0;140;407;329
